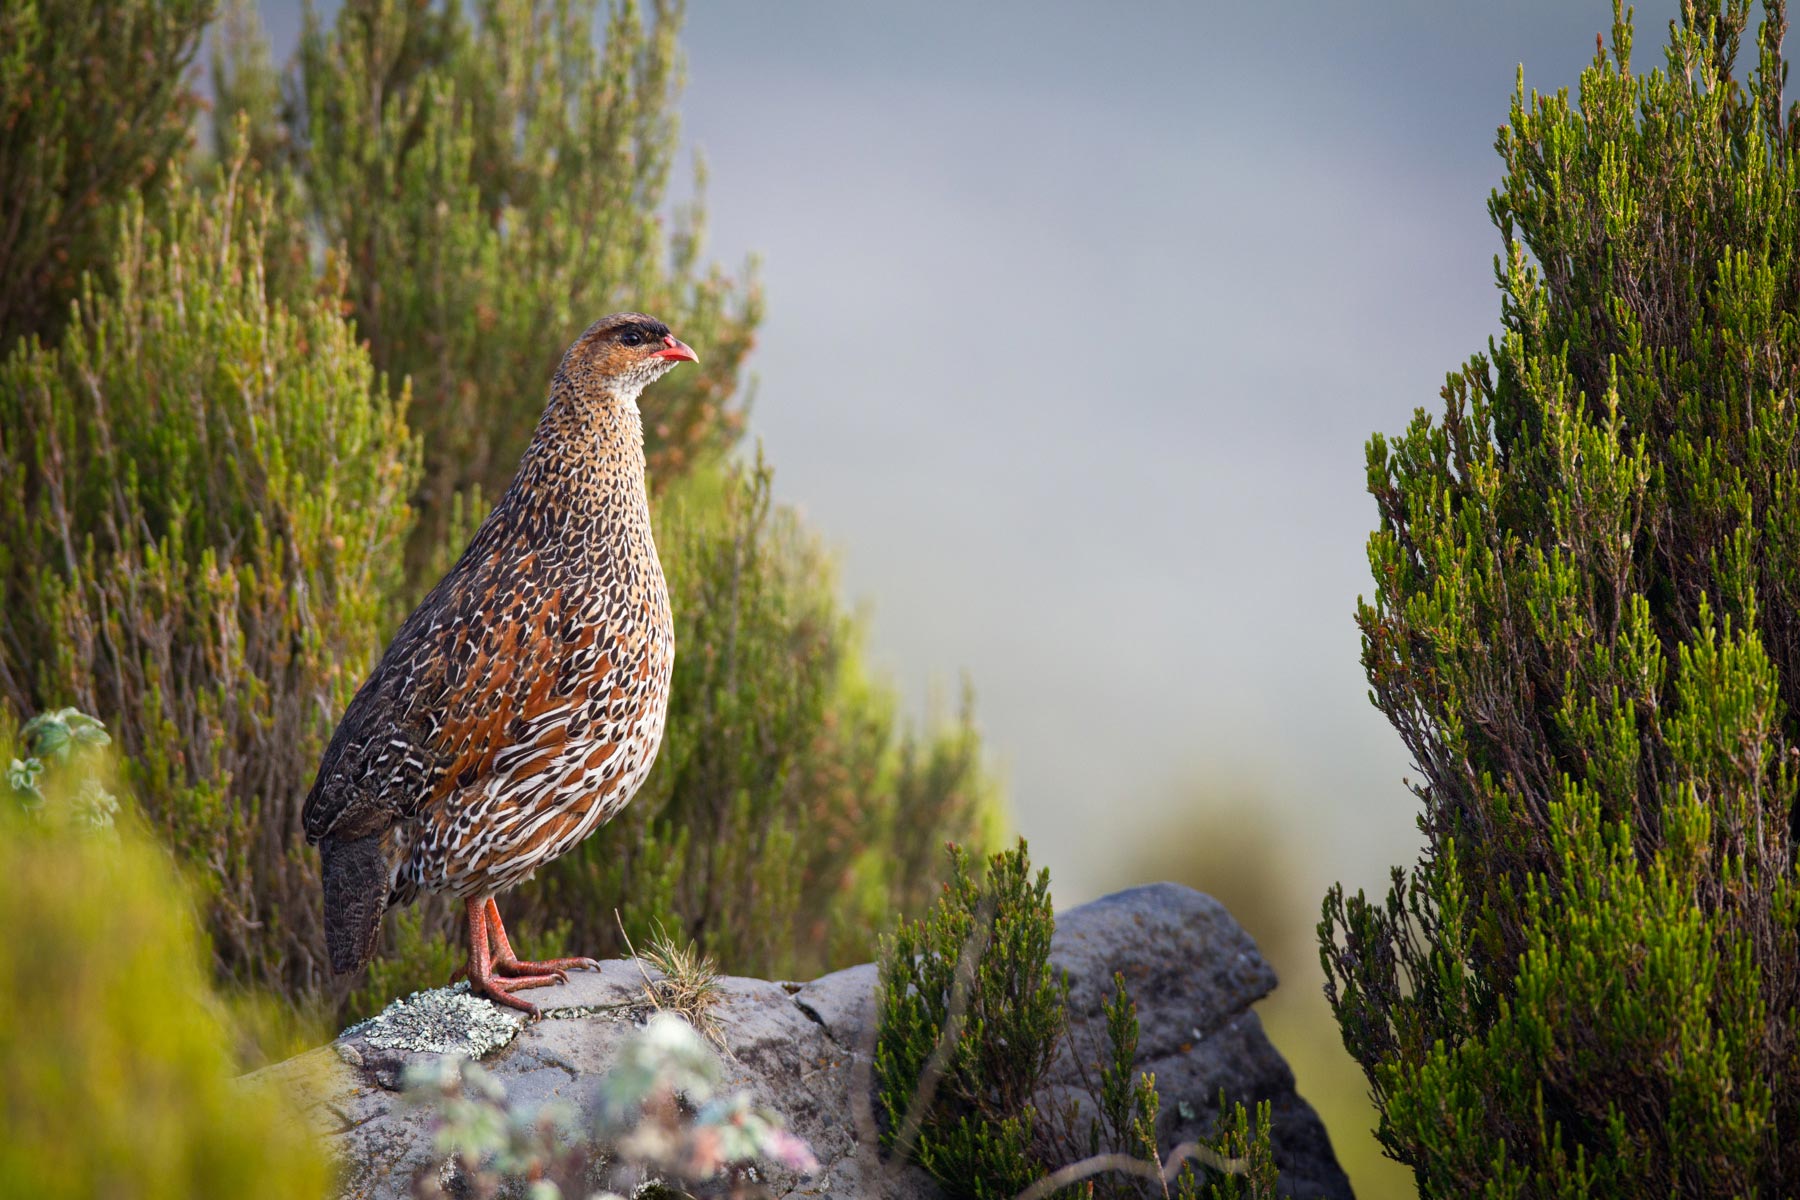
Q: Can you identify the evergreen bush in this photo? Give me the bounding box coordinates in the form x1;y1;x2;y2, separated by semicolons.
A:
0;0;211;351
1;0;996;1032
226;0;762;573
1322;3;1800;1194
1079;975;1281;1200
876;840;1069;1199
877;842;1280;1200
0;141;420;1005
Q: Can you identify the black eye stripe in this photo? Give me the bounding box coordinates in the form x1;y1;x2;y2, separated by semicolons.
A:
616;322;668;347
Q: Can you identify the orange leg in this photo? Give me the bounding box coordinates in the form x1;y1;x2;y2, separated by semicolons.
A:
485;897;601;980
458;897;562;1016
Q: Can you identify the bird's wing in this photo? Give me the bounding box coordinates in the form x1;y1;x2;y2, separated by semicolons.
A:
301;515;635;844
302;517;531;843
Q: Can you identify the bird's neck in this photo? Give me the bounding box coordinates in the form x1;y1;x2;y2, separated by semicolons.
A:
512;384;651;518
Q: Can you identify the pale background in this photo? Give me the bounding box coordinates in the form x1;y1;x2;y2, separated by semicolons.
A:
664;1;1614;911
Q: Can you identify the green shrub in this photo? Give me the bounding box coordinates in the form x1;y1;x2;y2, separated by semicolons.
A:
0;716;330;1200
1322;4;1800;1194
877;844;1280;1200
1;0;996;1035
1090;975;1280;1200
0;139;420;1007
877;840;1067;1199
242;0;762;573
0;0;212;351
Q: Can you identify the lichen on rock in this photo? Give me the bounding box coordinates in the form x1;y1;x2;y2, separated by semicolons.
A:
343;982;529;1059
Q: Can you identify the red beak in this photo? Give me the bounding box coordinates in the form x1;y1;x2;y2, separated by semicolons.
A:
653;334;698;363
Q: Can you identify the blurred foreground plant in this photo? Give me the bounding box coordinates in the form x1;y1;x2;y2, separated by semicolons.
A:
5;707;118;829
0;712;330;1199
405;1013;818;1199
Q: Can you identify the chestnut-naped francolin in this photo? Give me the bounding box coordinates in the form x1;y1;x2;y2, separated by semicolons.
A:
303;313;695;1014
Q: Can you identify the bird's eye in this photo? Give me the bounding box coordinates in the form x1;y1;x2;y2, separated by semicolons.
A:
620;330;644;347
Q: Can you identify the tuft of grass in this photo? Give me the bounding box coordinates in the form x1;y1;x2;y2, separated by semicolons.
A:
624;916;726;1051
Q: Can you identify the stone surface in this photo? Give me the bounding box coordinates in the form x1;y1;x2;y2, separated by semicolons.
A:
249;884;1352;1199
1047;886;1350;1199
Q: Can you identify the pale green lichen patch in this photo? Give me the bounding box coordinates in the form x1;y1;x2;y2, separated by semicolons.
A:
344;983;527;1059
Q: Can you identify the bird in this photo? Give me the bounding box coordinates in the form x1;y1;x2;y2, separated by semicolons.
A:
302;312;695;1015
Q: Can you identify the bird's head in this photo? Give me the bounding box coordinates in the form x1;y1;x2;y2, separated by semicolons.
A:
559;312;699;400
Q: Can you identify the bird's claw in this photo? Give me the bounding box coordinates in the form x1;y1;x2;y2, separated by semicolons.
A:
496;955;599;981
476;980;542;1018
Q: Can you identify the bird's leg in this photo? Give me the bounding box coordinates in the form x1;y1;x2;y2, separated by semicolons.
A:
459;896;558;1016
486;897;601;980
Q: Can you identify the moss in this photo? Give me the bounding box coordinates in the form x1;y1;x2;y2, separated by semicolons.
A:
344;982;528;1059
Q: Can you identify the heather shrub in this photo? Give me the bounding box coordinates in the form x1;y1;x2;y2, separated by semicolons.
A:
1;0;996;1036
226;0;762;573
0;715;331;1200
0;142;420;1005
1322;4;1800;1194
877;841;1068;1198
876;842;1278;1200
0;0;211;351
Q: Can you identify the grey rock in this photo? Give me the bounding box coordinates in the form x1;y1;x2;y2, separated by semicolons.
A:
249;885;1351;1199
1044;884;1351;1199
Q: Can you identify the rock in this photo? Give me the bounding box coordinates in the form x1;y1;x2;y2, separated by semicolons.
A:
249;885;1352;1199
1046;886;1351;1199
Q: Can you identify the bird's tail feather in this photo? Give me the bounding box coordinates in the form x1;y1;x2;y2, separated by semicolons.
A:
321;833;389;974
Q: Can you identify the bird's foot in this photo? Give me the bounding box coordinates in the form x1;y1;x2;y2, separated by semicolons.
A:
455;898;602;1016
494;953;601;985
460;965;564;1016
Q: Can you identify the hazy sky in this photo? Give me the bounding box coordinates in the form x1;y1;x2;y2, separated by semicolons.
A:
669;1;1636;908
256;1;1696;911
